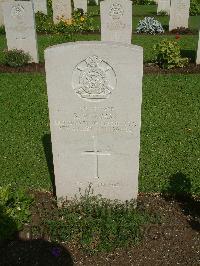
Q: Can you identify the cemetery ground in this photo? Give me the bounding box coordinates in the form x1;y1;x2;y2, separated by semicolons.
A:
0;3;200;265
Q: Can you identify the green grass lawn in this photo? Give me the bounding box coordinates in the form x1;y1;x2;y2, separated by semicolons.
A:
0;34;198;63
0;73;200;195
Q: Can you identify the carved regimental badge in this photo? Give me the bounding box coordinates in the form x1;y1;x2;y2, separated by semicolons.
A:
109;3;124;20
72;56;116;101
11;4;25;19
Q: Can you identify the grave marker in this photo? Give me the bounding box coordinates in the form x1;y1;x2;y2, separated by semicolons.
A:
100;0;132;44
169;0;190;31
45;41;143;202
73;0;87;13
52;0;72;24
32;0;48;15
157;0;170;15
3;1;39;63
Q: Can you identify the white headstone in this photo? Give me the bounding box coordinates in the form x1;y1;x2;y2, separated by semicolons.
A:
45;41;143;202
196;31;200;64
73;0;87;13
100;0;132;44
169;0;190;31
52;0;72;24
3;1;39;63
0;0;13;26
32;0;48;15
157;0;170;15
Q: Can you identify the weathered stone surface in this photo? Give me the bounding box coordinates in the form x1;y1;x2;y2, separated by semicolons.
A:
45;41;143;202
3;1;38;63
52;0;72;24
196;31;200;64
73;0;87;13
100;0;132;44
169;0;190;31
32;0;47;15
0;0;13;26
157;0;170;15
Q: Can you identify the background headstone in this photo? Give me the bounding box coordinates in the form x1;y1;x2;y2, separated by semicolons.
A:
32;0;48;15
3;1;39;63
169;0;190;31
100;0;132;44
196;31;200;64
45;41;143;202
157;0;170;15
0;0;13;26
73;0;87;13
52;0;72;24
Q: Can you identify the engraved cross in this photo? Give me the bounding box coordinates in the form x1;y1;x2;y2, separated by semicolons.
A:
83;136;111;179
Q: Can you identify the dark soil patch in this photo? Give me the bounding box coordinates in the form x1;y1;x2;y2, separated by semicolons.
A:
1;63;200;75
0;192;199;266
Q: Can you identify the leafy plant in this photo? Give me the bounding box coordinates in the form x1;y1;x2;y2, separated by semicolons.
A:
42;189;158;253
4;49;32;67
0;184;33;240
190;0;200;15
154;39;189;69
136;17;164;34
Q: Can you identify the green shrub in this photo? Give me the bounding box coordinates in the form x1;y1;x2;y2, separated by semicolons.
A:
137;17;164;34
0;184;33;240
35;9;98;34
154;39;189;69
42;191;159;253
0;25;5;35
4;49;32;67
88;0;98;5
190;0;200;15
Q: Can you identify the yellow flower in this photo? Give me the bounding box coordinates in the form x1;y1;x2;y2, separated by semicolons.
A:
80;17;85;22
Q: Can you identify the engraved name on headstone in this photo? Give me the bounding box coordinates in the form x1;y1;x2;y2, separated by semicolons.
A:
169;0;190;31
45;41;143;202
52;0;72;24
32;0;48;15
3;1;38;63
100;0;132;44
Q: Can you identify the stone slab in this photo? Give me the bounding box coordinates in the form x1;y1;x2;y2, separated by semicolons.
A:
45;41;143;202
157;0;170;15
73;0;87;13
3;1;39;63
32;0;48;15
0;0;13;26
100;0;132;44
52;0;72;24
169;0;190;31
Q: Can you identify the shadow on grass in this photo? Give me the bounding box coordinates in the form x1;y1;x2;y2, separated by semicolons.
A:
161;172;200;232
181;49;196;63
0;186;73;265
42;134;56;197
0;239;73;266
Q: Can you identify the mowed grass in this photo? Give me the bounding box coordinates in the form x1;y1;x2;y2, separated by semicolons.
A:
0;34;198;63
0;73;200;195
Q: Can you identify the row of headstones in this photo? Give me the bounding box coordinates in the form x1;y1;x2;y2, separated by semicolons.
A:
1;0;200;64
157;0;190;31
1;1;200;203
0;0;100;26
